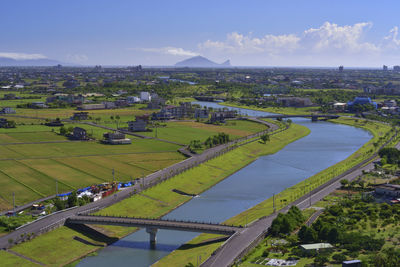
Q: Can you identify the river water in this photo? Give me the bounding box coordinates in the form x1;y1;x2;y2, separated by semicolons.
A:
79;102;371;267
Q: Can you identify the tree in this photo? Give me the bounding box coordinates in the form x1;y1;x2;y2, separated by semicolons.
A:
327;227;339;244
332;253;346;263
59;126;67;136
67;191;78;207
261;134;270;144
340;179;349;188
298;225;317;243
54;197;65;211
314;254;329;266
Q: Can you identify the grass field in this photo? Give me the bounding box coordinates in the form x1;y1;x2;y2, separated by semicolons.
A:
140;120;267;144
3;122;308;266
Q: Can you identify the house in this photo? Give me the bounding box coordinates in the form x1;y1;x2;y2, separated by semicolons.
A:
127;96;141;104
375;184;400;197
72;127;88;140
140;91;151;102
383;99;397;107
71;112;89;120
3;93;16;100
29;102;48;108
78;103;106;110
195;108;209;119
103;131;131;145
0;118;15;128
300;243;333;252
128;120;147;132
333;102;347;111
0;107;16;114
45;119;64;127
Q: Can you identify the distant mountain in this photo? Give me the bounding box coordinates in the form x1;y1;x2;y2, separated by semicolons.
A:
0;57;63;66
175;56;231;67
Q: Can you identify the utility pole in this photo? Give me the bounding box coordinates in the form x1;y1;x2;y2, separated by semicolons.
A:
273;193;275;213
56;179;58;195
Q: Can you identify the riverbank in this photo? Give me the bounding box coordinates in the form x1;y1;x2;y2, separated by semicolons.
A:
221;102;320;115
2;123;309;266
154;116;394;267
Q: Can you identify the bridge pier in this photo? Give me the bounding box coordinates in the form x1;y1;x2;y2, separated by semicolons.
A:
146;227;158;248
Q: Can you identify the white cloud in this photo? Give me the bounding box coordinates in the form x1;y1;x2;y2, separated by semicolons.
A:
199;32;300;54
384;26;400;48
301;22;378;53
0;52;47;60
139;46;198;57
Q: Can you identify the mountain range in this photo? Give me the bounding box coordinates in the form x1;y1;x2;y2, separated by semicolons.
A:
175;56;231;67
0;57;63;66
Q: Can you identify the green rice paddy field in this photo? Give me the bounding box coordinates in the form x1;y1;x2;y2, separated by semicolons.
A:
0;135;184;211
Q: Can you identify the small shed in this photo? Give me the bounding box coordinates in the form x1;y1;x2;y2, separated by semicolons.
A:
342;259;361;267
300;243;333;252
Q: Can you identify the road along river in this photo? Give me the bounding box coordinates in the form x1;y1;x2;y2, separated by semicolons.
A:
79;102;371;267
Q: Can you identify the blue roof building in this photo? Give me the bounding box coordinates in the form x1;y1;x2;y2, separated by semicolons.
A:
347;97;377;111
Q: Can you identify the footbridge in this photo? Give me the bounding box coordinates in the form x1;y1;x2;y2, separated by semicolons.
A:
259;114;339;121
66;215;242;246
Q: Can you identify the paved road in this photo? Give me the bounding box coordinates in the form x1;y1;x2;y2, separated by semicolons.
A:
0;118;278;249
202;156;377;267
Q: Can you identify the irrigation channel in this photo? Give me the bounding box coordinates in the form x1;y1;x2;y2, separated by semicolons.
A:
79;102;372;267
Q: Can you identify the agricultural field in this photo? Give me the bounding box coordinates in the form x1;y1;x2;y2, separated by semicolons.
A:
0;131;184;210
140;120;267;144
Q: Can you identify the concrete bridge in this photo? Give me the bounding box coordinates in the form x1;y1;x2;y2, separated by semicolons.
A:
66;215;242;247
259;114;339;121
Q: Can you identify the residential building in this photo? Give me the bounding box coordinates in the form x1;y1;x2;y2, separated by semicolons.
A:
383;99;397;107
71;112;89;120
128;120;147;132
29;102;48;108
0;118;15;128
0;107;16;114
194;108;209;119
78;103;106;110
72;127;88;140
103;131;131;145
140;91;151;102
127;96;141;103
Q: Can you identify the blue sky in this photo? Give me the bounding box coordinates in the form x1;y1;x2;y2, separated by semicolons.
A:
2;0;400;67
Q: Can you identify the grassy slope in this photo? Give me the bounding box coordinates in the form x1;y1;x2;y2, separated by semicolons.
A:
3;123;309;266
154;117;394;267
0;250;40;267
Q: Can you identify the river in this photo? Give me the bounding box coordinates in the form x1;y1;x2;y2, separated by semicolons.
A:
79;102;371;267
